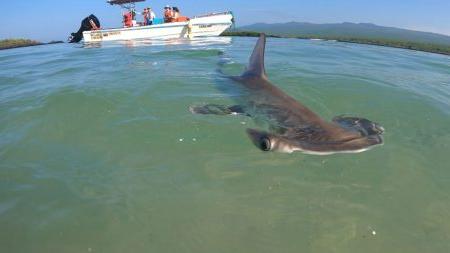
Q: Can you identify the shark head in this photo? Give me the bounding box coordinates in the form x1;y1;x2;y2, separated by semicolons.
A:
246;127;383;154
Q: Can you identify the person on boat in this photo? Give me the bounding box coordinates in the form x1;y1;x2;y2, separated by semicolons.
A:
131;8;137;26
163;5;174;23
123;11;133;27
148;7;156;25
142;8;149;25
172;7;180;20
173;7;189;22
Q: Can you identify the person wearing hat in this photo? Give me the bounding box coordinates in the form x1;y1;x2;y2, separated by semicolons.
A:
164;5;174;23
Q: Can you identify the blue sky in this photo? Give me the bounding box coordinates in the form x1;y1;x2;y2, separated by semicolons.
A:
1;0;450;41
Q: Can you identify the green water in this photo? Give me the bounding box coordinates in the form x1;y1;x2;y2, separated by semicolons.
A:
1;37;449;252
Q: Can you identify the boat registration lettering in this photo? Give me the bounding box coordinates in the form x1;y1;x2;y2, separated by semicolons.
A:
91;31;103;40
102;31;121;37
199;24;213;28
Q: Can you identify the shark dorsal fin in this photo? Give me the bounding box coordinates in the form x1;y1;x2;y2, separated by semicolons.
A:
242;33;267;78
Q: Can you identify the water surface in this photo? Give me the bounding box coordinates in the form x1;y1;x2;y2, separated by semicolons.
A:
1;37;449;253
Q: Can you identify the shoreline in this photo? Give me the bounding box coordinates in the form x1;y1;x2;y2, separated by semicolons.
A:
0;39;64;51
221;31;450;56
2;34;449;57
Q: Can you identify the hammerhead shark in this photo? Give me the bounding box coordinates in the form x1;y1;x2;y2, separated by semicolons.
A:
191;34;384;154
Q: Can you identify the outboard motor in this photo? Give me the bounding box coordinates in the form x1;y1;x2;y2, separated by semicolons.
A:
68;14;101;43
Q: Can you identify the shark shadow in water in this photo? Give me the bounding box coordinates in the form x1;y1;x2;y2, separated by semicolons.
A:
190;34;384;154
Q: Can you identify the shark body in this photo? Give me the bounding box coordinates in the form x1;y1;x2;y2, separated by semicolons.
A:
191;34;384;154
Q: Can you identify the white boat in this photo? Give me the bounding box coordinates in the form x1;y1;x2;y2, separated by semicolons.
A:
83;12;234;42
69;0;234;43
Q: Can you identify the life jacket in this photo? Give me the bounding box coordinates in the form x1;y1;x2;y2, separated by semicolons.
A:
123;12;133;27
164;9;173;22
176;16;189;22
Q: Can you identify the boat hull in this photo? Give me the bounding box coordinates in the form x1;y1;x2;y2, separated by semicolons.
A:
82;12;233;42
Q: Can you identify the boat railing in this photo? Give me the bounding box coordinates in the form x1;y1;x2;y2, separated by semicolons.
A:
193;11;232;19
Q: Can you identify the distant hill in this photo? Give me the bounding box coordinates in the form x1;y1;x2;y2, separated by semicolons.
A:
239;22;450;46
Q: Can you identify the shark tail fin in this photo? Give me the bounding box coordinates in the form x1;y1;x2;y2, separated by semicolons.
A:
241;33;267;79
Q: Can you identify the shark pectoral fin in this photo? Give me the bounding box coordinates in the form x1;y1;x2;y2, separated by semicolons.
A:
189;104;246;116
332;115;385;136
241;34;267;79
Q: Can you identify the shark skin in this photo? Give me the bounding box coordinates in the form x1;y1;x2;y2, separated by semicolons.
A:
191;34;384;154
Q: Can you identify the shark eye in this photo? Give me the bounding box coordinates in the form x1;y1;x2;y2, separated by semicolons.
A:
260;137;271;151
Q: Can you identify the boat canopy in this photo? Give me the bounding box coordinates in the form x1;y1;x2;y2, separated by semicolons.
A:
107;0;145;6
107;0;145;11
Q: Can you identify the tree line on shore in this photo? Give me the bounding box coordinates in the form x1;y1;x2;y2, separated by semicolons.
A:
0;39;63;50
222;31;450;56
